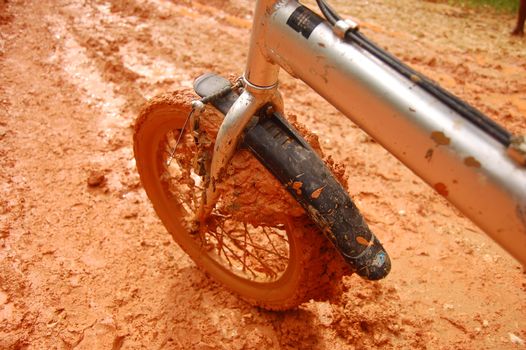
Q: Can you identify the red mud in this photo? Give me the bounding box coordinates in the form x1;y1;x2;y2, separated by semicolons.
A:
0;0;525;349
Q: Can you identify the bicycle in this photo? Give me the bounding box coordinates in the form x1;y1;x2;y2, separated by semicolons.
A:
133;0;526;310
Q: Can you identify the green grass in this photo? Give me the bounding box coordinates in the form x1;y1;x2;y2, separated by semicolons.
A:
450;0;518;13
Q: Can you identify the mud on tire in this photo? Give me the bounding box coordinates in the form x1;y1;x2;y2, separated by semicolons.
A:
133;89;350;310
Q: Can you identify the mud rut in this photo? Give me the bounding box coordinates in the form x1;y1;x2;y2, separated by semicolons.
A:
0;0;525;349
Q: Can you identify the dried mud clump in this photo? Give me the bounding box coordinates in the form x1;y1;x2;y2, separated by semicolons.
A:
0;0;13;25
0;261;37;349
87;170;107;188
331;276;429;349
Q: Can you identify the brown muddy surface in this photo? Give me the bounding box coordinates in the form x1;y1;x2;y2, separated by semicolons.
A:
0;0;525;349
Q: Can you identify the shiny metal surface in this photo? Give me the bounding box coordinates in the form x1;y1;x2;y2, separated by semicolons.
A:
199;89;261;219
259;1;526;264
508;135;526;166
199;82;282;220
333;19;359;38
244;0;280;88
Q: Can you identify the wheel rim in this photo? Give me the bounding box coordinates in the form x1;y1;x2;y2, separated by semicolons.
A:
146;106;295;284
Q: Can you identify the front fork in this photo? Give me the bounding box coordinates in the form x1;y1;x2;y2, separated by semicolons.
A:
196;0;283;224
196;77;284;223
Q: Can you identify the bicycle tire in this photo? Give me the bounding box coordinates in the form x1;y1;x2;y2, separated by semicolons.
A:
244;110;391;280
133;89;349;310
194;74;390;280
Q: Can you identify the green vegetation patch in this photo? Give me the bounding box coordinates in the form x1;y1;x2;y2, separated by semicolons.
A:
451;0;518;13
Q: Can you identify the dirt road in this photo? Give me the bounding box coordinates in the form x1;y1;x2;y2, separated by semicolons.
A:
0;0;525;349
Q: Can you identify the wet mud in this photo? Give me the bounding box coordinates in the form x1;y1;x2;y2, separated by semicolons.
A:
0;0;525;349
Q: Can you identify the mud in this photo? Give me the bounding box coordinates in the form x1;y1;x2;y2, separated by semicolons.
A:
0;0;525;349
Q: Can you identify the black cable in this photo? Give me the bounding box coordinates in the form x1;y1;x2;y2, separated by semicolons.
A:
346;30;511;146
324;1;342;22
316;0;341;25
316;0;511;146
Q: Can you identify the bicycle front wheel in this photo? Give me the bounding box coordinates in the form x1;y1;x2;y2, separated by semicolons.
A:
133;89;347;310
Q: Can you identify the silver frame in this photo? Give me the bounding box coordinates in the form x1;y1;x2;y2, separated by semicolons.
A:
202;0;526;266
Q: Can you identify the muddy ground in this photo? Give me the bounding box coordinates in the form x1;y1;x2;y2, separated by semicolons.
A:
0;0;525;349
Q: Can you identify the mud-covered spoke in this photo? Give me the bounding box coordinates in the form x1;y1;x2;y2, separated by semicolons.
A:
227;234;277;277
203;220;286;279
214;227;258;278
247;232;280;276
230;230;288;260
157;123;291;282
261;226;288;259
230;236;280;278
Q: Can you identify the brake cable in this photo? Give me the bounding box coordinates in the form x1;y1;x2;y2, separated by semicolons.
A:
315;0;512;147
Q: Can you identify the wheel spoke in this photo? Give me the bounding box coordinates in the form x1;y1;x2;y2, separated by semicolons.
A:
157;121;290;282
216;229;258;278
230;232;287;260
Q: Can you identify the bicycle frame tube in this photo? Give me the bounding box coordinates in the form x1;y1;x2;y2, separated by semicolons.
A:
244;0;526;265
